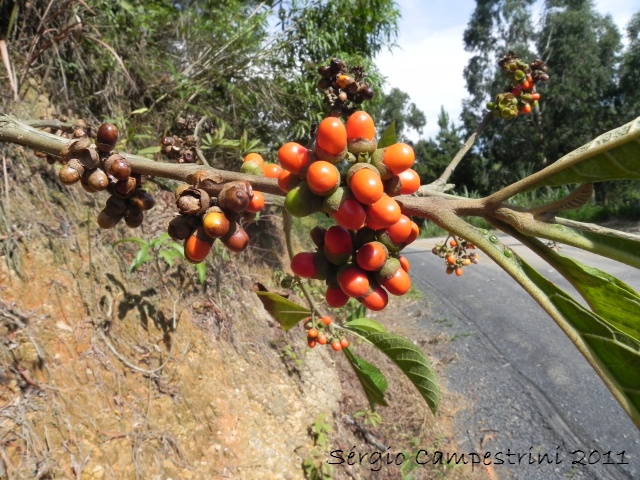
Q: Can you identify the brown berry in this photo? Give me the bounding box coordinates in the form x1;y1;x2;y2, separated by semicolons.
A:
130;189;155;211
104;154;131;180
222;224;249;252
124;206;144;228
96;123;119;152
86;168;110;191
97;209;123;229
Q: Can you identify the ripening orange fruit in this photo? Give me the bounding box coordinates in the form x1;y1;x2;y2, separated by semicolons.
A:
398;255;410;273
383;143;415;175
246;191;265;212
366;195;401;229
184;228;214;263
360;284;388;311
381;267;411;296
243;152;264;166
306;160;340;196
332;198;366;231
385;214;412;243
202;211;230;238
326;286;349;308
346;111;376;141
316;117;347;156
262;163;283;178
404;221;420;245
277;168;300;193
277;142;309;175
337;265;370;298
397;168;420;194
349;168;383;205
356;241;388;271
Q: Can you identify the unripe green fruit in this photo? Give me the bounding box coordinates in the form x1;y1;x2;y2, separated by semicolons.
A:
370;149;392;180
375;229;402;256
284;182;322;217
240;161;263;176
374;257;401;282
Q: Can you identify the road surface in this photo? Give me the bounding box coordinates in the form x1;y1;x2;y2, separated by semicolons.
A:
407;235;640;479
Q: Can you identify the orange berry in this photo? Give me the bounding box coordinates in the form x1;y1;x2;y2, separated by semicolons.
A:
349;168;383;205
385;214;412;243
337;265;370;298
446;254;457;265
316;117;347;156
277;142;309;175
278;169;301;193
202;210;230;238
463;258;472;266
243;152;264;166
360;284;388;311
262;163;283;178
455;267;464;276
404;221;419;245
308;339;317;348
246;191;265;213
307;328;319;339
356;241;388;271
449;239;458;247
340;338;350;349
326;286;349;308
381;267;411;296
398;255;410;273
321;315;333;326
184;228;214;263
332;198;366;231
366;195;401;229
306;160;340;196
318;334;328;345
397;168;420;194
531;92;541;101
383;143;415;175
331;341;342;351
346;111;376;141
520;103;532;115
324;225;353;256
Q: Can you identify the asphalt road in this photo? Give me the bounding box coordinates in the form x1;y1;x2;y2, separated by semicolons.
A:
406;236;640;480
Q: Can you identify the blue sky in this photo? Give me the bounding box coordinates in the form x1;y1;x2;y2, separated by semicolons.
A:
375;0;638;141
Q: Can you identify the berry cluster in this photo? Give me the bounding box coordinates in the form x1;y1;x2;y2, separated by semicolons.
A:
303;315;349;351
56;122;155;229
240;152;284;181
432;237;479;276
168;177;264;263
35;116;94;165
158;115;208;164
486;52;548;119
316;58;375;116
272;110;420;311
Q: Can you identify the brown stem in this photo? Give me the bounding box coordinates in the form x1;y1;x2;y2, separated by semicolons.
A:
423;112;493;193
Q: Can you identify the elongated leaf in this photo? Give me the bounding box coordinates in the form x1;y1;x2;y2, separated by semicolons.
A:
158;248;182;268
534;247;640;342
343;318;387;333
254;291;310;331
377;121;397;149
518;259;640;419
113;237;148;247
343;325;439;413
529;116;640;188
343;348;388;408
130;244;152;272
195;262;207;285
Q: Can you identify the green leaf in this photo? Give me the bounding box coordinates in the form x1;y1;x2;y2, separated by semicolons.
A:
130;107;149;115
343;318;387;333
158;248;182;268
136;146;161;156
129;244;152;272
535;248;640;342
517;258;640;422
346;304;366;322
148;232;170;248
528;116;640;188
343;325;439;414
113;237;148;247
343;348;388;408
195;262;207;285
377;120;397;149
254;291;311;331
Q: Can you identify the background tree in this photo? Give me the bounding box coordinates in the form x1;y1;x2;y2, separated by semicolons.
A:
368;87;426;141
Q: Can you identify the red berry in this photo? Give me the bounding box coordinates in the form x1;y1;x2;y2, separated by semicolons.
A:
337;265;370;298
326;285;349;308
332;198;366;231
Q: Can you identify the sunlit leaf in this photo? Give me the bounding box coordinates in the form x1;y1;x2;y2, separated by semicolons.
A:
528;116;640;188
343;325;439;413
378;120;397;149
195;262;207;285
254;290;310;331
343;348;388;408
343;318;387;333
130;244;152;272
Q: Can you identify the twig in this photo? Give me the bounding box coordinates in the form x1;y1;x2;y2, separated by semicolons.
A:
424;112;492;193
2;152;9;210
96;328;171;378
192;116;211;167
